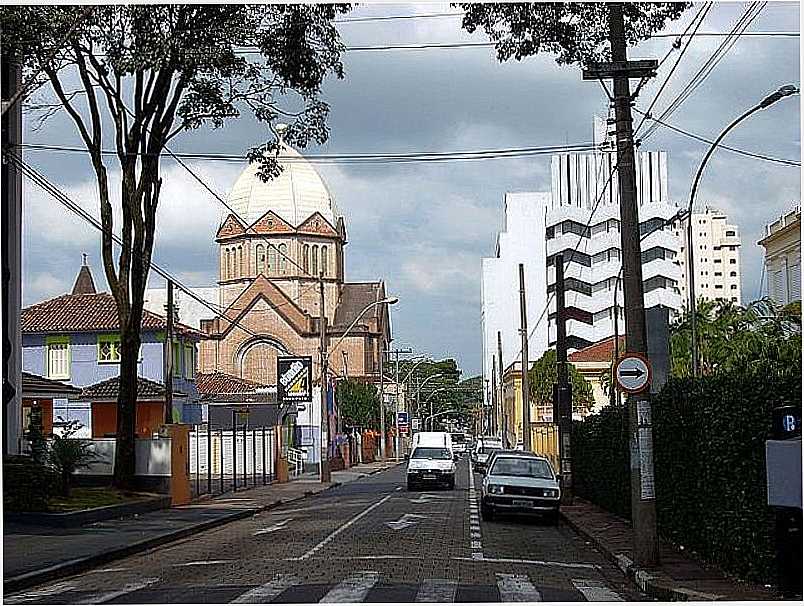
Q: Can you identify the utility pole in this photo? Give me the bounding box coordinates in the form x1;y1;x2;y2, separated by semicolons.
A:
583;2;659;567
394;349;400;461
518;264;531;452
163;280;174;425
554;255;573;504
497;331;504;444
319;273;331;482
378;343;385;460
491;356;497;438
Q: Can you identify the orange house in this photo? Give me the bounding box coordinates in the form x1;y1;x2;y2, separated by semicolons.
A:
78;376;185;438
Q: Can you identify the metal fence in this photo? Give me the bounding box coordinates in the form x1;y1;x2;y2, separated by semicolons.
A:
189;425;276;498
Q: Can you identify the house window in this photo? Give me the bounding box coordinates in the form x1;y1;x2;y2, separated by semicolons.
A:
726;230;736;237
172;341;182;378
46;336;70;379
730;271;737;277
729;259;737;264
256;244;265;274
278;243;288;275
97;334;121;363
184;344;195;380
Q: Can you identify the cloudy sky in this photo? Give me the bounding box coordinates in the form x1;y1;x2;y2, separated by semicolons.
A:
21;2;801;378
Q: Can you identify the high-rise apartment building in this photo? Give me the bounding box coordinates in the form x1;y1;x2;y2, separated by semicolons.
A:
676;207;742;306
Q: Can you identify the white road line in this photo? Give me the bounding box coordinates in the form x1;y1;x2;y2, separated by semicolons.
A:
5;581;76;603
415;578;458;602
174;559;236;567
456;556;599;570
75;577;160;604
571;579;625;601
319;570;379;603
496;573;542;602
297;493;394;560
468;462;483;560
231;574;300;603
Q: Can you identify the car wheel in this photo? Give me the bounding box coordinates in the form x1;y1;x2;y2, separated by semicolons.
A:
481;503;494;521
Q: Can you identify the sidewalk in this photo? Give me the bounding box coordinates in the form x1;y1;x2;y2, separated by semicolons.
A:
3;459;401;593
561;497;777;601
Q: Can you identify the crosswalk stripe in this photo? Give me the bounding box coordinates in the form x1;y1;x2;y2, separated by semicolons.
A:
496;573;542;602
319;571;379;603
4;581;77;604
231;574;300;604
571;579;624;601
75;577;160;604
415;578;458;602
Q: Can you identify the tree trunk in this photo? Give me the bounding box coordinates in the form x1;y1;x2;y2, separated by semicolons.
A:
113;326;141;489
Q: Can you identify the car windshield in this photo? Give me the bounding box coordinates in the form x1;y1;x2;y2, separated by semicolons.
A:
479;444;501;454
490;457;554;479
451;434;466;443
411;447;451;460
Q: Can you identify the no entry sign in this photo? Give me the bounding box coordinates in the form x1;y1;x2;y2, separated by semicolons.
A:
614;353;652;394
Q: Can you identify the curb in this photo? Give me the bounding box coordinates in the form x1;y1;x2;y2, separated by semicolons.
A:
560;511;725;601
4;495;171;527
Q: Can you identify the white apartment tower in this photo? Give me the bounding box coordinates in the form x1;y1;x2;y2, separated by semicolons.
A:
481;193;550;408
676;207;742;306
546;149;684;350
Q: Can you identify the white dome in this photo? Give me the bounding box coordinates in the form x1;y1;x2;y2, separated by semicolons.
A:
226;144;340;227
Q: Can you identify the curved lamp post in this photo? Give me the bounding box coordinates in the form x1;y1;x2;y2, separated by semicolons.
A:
687;85;799;377
422;386;451;430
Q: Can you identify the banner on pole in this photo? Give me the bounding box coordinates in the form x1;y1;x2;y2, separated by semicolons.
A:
277;356;313;403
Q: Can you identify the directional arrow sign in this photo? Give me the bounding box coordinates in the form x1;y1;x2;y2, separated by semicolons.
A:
614;354;652;394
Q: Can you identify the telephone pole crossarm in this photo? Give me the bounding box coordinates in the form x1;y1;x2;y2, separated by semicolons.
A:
582;59;658;81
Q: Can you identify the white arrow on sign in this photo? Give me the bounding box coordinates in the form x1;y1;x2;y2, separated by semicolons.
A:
253;518;293;536
386;513;426;530
615;354;651;394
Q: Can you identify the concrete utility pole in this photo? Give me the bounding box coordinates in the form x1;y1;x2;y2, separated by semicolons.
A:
490;356;497;437
163;280;174;425
394;349;400;461
378;344;385;460
319;273;331;482
583;2;659;566
554;255;573;504
518;264;531;452
497;332;505;446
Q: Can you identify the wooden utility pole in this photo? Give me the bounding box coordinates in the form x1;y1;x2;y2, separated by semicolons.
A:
554;255;573;504
518;263;531;452
583;2;659;567
163;280;174;425
319;273;331;482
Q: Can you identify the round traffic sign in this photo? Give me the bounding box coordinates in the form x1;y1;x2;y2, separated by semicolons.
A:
614;353;652;394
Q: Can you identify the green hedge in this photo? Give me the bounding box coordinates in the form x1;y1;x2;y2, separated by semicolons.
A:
572;365;802;584
3;455;59;512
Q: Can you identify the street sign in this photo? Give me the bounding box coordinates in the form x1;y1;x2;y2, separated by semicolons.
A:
397;411;409;434
614;353;652;394
411;417;421;431
277;356;313;403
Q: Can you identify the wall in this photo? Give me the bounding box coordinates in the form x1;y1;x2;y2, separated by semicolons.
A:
75;437;172;477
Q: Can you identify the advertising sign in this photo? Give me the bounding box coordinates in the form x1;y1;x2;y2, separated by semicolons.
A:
397;412;409;433
277;356;313;403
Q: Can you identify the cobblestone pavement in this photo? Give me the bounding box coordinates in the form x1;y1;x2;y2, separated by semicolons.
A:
5;459;643;603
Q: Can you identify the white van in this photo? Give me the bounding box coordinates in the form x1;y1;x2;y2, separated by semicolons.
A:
407;432;456;490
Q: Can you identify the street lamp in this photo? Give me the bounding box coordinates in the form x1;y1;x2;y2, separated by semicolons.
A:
686;85;799;377
422;386;451;430
320;295;398;481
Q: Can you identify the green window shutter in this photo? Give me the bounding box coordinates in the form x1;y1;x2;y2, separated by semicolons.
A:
97;333;121;363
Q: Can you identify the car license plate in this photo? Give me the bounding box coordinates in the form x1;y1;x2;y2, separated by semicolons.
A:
512;499;532;508
423;474;436;480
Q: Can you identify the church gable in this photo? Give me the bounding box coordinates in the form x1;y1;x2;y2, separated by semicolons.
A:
250;210;295;235
297;212;338;237
216;214;246;241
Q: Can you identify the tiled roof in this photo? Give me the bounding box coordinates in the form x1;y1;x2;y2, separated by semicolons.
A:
22;372;82;396
568;336;626;363
333;282;383;329
196;371;268;395
21;292;203;338
78;375;185;401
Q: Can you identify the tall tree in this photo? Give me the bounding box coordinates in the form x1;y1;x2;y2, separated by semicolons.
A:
2;5;349;487
528;349;595;416
336;379;388;430
458;3;689;67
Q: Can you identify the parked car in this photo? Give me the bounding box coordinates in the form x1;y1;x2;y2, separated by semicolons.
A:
472;437;503;472
480;452;560;524
451;433;468;457
407;445;456;490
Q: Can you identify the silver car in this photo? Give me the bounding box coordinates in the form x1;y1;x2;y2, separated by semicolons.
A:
480;453;561;524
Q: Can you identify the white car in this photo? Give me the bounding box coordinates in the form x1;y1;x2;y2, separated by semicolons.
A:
407;445;456;490
480;453;560;524
472;438;503;472
450;433;468;456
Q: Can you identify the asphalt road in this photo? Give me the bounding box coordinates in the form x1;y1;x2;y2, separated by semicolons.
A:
5;458;643;603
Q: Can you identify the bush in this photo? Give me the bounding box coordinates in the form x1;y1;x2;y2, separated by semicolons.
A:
3;455;59;512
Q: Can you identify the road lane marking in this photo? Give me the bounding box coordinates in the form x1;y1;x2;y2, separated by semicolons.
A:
231;574;300;603
174;559;236;567
319;570;379;603
415;578;458;602
468;463;484;560
253;518;293;536
571;579;624;601
5;581;76;603
496;573;542;602
386;513;427;530
75;577;160;604
455;556;599;569
297;493;394;560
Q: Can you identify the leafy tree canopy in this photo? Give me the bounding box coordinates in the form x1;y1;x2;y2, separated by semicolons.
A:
528;349;595;415
457;2;689;66
336;379;388;431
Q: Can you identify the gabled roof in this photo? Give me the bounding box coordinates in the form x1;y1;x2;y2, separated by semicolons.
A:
250;210;295;235
333;282;383;329
77;375;185;402
22;292;203;339
568;336;626;363
71;264;97;295
296;211;338;237
196;371;268;396
22;372;82;397
216;214;247;240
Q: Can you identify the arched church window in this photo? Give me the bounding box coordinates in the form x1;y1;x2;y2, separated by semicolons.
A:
311;245;319;276
321;246;328;276
237;245;243;277
267;245;277;275
256;244;265;275
278;243;288;275
303;244;310;273
226;249;232;279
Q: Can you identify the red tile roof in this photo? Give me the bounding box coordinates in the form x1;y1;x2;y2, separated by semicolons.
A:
22;292;203;338
568;336;626;363
78;375;185;401
22;372;82;397
196;371;268;396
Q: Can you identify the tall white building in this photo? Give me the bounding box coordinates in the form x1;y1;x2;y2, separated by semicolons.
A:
481;192;550;407
676;207;742;306
546;150;684;350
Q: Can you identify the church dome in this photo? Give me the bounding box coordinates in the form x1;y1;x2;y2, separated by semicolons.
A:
226;144;340;227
